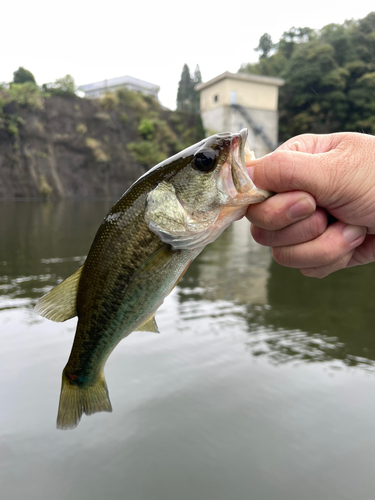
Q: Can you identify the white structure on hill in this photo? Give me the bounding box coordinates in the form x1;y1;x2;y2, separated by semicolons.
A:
80;75;160;99
196;71;284;157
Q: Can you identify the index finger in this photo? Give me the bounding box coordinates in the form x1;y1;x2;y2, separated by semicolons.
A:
246;191;316;230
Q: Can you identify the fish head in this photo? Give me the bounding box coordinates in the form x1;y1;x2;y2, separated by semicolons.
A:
175;128;270;209
145;129;272;250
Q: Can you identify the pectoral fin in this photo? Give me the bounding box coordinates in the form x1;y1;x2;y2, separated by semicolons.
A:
35;265;84;322
131;244;174;279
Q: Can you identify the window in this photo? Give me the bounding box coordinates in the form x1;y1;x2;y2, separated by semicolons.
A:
230;90;237;104
213;94;219;103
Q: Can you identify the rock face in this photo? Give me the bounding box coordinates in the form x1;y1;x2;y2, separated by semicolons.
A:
0;94;203;200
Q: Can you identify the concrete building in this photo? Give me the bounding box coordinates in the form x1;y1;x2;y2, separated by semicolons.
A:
196;71;284;157
80;75;160;100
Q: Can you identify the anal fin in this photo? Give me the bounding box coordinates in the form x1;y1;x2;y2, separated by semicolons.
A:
135;315;160;333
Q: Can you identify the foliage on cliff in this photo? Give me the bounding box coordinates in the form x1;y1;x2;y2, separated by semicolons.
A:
116;87;204;168
0;84;204;199
240;12;375;141
13;67;36;85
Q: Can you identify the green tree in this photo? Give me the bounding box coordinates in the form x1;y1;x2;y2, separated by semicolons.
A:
192;65;202;113
239;12;375;140
138;118;155;140
279;42;347;136
255;33;274;58
7;82;44;109
177;64;193;112
45;74;76;95
176;64;201;113
320;22;354;66
193;64;202;85
13;67;36;85
54;74;75;94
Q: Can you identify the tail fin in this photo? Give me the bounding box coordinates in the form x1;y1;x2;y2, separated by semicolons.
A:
56;370;112;430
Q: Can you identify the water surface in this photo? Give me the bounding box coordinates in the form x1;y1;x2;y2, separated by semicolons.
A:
1;201;375;500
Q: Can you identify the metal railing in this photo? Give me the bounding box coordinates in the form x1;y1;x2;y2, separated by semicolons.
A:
231;104;275;151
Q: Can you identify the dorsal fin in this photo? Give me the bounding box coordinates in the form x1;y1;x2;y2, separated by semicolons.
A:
135;315;160;333
35;265;84;322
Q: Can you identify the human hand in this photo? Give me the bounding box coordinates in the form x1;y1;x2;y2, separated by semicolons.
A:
246;132;375;278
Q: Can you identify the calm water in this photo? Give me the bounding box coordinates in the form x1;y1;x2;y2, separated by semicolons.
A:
1;200;375;500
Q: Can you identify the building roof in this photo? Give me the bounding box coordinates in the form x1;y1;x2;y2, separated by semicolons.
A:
79;75;160;92
195;71;284;91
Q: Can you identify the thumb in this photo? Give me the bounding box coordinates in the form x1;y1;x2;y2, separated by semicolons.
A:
249;135;342;204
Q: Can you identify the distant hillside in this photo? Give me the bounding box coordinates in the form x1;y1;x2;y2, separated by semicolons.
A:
240;11;375;141
0;86;204;199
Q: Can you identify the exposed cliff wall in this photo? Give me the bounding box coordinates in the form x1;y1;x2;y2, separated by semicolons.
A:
0;92;204;199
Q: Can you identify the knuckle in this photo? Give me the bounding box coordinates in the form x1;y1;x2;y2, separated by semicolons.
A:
317;236;342;264
300;268;324;279
304;210;327;240
251;226;275;247
319;247;336;265
321;147;354;199
250;225;264;244
300;252;352;279
247;199;283;231
272;247;291;266
266;150;298;191
332;253;352;271
275;151;297;191
261;203;279;230
313;209;328;234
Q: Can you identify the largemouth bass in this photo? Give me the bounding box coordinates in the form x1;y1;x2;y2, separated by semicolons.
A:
35;129;271;430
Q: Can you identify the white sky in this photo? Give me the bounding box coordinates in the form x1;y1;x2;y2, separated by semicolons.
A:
1;1;374;110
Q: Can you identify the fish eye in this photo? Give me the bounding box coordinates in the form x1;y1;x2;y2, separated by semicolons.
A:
193;150;217;172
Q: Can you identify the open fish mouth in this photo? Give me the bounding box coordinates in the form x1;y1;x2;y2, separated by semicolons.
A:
227;129;271;205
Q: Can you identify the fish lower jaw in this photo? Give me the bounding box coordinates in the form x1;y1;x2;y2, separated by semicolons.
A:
232;188;272;206
207;206;248;240
219;156;270;206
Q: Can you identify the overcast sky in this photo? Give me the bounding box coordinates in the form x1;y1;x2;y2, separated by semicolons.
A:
2;1;374;110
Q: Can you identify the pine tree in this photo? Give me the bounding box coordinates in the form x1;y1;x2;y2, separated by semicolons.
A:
193;65;202;86
192;65;202;112
176;64;202;113
255;33;274;59
176;64;193;112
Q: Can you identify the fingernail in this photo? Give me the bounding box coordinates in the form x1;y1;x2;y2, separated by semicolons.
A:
288;197;316;220
342;225;366;243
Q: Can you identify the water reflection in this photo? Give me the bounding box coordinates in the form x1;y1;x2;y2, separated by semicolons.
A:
2;201;375;500
247;261;375;369
1;201;375;370
0;200;109;306
176;218;375;370
178;218;271;305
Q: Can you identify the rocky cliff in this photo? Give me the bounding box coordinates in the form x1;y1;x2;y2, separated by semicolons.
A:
0;91;204;199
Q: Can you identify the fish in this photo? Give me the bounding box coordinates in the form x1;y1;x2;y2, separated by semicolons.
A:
35;128;271;430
